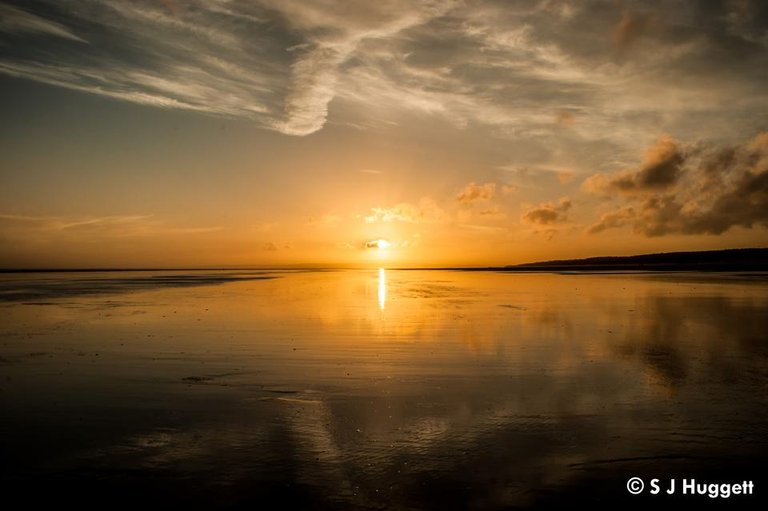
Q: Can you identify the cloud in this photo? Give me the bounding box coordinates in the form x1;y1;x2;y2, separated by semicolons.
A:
364;239;391;249
273;45;349;136
456;182;496;204
308;214;343;227
364;198;444;224
0;213;152;232
501;184;518;196
456;205;507;223
0;4;87;42
240;0;453;135
583;136;686;195
261;242;278;251
556;170;575;183
0;0;765;149
454;182;511;222
0;2;287;124
521;197;572;225
555;109;576;126
0;213;220;238
501;165;577;188
585;131;768;236
722;0;768;45
612;10;651;52
587;206;636;234
478;206;504;217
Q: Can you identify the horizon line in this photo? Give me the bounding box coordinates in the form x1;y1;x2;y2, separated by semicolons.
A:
2;248;766;273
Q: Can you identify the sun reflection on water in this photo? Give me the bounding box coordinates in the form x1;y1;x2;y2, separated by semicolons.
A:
378;268;386;311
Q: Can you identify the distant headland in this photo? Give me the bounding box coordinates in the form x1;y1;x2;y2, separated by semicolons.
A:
498;248;768;272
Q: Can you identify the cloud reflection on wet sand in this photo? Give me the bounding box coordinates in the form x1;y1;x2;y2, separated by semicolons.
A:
1;270;767;508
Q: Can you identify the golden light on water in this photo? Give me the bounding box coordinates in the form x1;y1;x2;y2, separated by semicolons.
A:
378;267;387;311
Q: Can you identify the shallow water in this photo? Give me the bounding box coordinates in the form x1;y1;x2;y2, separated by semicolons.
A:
1;270;767;509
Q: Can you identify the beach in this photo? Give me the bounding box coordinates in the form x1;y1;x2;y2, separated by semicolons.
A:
1;269;767;508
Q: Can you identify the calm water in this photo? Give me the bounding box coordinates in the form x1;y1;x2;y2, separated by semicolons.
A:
1;270;767;509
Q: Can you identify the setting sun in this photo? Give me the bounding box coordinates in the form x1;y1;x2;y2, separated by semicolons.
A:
366;239;391;251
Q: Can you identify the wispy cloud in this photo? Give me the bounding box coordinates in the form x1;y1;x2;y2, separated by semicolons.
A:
612;9;652;52
0;0;765;152
501;165;576;188
363;198;445;224
0;213;220;237
0;4;87;42
0;1;284;120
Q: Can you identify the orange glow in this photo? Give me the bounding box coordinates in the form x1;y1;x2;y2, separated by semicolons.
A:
0;3;765;271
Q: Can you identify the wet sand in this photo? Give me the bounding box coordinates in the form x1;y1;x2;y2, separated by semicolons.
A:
1;270;767;509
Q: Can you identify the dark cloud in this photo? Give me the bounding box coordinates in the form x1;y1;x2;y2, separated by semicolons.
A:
681;161;768;235
584;136;686;195
587;132;768;236
702;146;738;174
522;197;572;225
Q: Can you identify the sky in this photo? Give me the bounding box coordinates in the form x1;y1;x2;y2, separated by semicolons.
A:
0;0;767;268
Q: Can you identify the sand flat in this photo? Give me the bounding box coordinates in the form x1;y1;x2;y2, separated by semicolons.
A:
1;269;767;508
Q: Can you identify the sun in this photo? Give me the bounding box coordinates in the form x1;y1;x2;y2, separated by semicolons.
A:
366;239;391;250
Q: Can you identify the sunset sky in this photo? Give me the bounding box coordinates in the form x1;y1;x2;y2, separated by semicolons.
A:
1;0;767;268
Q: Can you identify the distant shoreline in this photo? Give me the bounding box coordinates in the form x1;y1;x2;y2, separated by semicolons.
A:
495;247;768;272
2;248;767;273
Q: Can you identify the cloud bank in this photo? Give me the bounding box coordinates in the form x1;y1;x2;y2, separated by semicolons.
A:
586;132;768;236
